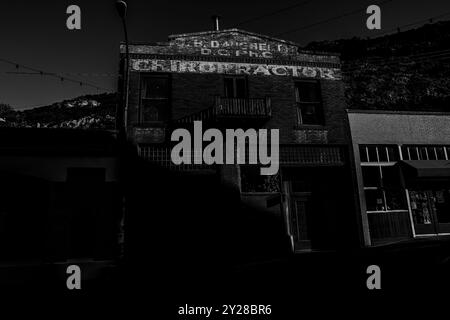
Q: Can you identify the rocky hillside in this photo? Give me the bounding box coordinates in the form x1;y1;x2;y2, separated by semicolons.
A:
0;93;117;129
1;21;449;130
305;20;450;111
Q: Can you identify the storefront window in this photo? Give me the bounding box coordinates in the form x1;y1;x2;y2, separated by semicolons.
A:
365;189;385;211
385;189;407;211
362;166;381;187
401;145;448;160
362;164;406;212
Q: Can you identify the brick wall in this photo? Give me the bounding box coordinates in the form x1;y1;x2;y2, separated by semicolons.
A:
127;72;349;145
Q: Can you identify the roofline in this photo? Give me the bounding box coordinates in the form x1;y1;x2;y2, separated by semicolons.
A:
168;28;301;47
347;109;450;116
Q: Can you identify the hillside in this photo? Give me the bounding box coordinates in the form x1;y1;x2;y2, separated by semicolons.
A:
0;93;117;129
1;21;449;130
305;20;450;111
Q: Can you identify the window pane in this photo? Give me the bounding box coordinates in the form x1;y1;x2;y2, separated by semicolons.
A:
436;147;446;160
362;166;381;187
382;166;402;189
378;147;388;162
409;191;433;225
295;81;321;102
359;145;368;162
385;189;407;210
419;147;428;160
367;146;378;162
401;146;409;160
235;78;247;98
144;77;168;99
365;189;385;211
142;100;168;122
300;103;321;125
408;147;419;160
224;78;234;98
427;147;437;160
387;146;400;161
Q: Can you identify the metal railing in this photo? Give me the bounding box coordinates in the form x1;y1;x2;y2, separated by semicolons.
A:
215;97;271;118
137;144;346;170
173;96;272;125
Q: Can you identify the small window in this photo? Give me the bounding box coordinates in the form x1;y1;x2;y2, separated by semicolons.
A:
140;75;170;123
408;147;419;160
419;147;428;160
365;189;385;211
295;81;323;125
224;77;247;98
378;146;388;162
367;146;378;162
386;146;400;162
359;145;368;162
427;147;437;160
362;166;381;187
436;147;446;160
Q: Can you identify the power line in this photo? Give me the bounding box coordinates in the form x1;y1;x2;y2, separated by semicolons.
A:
275;0;396;37
233;0;314;27
0;57;112;91
364;11;450;38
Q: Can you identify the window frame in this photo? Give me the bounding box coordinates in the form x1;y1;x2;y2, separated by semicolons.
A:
139;73;171;124
294;80;324;126
359;144;407;213
223;76;248;99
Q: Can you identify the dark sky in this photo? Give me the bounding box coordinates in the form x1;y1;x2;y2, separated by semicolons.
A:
1;0;450;109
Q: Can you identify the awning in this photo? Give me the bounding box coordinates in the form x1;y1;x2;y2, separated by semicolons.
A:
398;160;450;178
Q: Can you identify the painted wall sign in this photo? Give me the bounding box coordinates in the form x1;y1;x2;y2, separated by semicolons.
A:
170;31;299;59
173;39;294;59
131;59;341;80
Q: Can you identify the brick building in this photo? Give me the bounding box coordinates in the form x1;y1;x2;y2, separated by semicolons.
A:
348;110;450;247
119;28;358;258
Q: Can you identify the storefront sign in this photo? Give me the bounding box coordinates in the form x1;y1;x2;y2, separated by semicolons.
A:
131;59;341;80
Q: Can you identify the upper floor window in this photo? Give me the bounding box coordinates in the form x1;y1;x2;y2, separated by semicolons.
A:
295;80;323;125
359;145;400;163
224;76;247;98
401;145;448;161
140;75;170;123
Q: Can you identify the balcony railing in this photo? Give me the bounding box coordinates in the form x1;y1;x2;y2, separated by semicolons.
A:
174;96;271;125
137;144;346;171
215;97;272;118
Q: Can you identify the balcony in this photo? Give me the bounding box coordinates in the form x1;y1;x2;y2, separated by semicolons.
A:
215;97;272;119
174;97;272;127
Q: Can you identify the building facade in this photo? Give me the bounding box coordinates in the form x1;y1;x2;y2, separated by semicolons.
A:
348;110;450;246
120;28;358;255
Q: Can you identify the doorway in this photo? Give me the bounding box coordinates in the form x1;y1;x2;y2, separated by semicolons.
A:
289;192;312;250
409;189;450;235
